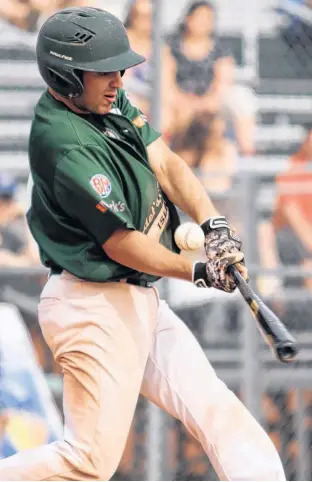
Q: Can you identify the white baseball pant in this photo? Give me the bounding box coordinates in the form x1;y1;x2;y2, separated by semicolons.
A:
0;271;285;481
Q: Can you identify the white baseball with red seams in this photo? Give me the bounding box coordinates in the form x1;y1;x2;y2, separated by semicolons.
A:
174;222;205;251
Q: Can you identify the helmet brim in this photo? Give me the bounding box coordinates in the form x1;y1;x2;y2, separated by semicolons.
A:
64;48;146;73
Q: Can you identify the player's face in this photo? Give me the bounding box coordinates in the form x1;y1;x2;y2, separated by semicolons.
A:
74;71;123;115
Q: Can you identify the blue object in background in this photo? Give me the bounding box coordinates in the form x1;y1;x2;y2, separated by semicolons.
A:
0;174;17;199
0;303;62;458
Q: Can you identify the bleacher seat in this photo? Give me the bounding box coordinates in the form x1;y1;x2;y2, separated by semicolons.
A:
0;31;44;173
0;120;31;150
0;61;44;89
0;91;41;119
255;32;312;158
259;36;312;79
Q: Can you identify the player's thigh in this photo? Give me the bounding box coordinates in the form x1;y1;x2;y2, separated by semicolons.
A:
140;301;285;481
39;278;159;478
140;299;224;438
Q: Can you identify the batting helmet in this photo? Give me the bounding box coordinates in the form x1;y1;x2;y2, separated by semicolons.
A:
36;7;145;98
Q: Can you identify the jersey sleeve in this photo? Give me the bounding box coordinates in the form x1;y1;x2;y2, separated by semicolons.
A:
116;88;161;146
54;145;135;246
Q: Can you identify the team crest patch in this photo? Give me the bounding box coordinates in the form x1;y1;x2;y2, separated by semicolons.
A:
103;128;120;139
90;174;111;198
132;115;147;128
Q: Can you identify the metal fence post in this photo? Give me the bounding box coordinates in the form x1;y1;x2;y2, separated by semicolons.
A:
150;0;162;130
295;389;310;480
146;1;172;480
240;173;262;421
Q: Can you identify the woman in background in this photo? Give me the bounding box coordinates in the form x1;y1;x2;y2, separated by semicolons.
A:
122;0;176;136
166;0;257;156
0;0;100;32
173;111;239;230
258;129;312;303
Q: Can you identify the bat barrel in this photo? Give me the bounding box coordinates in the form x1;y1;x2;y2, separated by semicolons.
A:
275;342;298;363
228;265;299;363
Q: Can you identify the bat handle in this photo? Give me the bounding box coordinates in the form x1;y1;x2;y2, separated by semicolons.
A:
228;264;243;281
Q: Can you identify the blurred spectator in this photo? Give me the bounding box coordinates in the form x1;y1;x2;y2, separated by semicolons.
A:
123;0;152;115
122;0;178;134
172;112;238;221
123;0;153;115
273;129;312;290
0;174;39;268
0;0;102;39
165;0;257;156
258;130;312;308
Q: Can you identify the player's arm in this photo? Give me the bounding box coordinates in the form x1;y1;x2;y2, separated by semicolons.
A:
147;137;219;224
119;90;245;282
103;227;243;292
103;228;193;281
54;146;240;291
147;136;247;281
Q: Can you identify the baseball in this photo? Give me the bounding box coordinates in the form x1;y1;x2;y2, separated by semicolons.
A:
174;222;205;251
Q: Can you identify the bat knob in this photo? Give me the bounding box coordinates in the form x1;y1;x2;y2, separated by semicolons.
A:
275;343;299;363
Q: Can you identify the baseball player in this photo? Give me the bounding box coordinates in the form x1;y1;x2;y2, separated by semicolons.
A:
0;7;285;481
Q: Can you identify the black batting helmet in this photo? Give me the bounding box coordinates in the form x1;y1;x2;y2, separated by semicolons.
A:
36;7;145;98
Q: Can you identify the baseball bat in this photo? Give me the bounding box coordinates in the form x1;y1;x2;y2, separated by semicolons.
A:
228;265;299;363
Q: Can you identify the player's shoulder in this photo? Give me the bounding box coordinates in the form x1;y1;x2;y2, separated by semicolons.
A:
32;90;79;138
114;88;149;129
31;91;95;155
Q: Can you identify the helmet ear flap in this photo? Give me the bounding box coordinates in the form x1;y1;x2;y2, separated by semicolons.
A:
47;67;84;98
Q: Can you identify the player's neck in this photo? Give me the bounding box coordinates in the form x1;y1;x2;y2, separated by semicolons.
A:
48;88;89;114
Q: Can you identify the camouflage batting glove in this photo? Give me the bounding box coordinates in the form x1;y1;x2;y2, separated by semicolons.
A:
192;252;245;293
200;216;243;260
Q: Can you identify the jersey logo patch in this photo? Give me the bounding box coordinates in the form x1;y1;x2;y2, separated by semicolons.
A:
90;174;111;198
132;115;146;128
96;201;108;213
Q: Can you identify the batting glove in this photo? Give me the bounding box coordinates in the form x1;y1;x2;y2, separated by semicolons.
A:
193;252;245;293
200;216;243;260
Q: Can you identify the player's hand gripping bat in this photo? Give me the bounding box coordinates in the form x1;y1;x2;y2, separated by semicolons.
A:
228;265;299;363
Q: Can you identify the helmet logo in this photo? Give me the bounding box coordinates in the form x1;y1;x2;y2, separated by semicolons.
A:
90;174;112;198
50;51;73;61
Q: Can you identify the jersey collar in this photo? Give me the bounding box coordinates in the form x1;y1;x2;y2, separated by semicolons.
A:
48;88;90;115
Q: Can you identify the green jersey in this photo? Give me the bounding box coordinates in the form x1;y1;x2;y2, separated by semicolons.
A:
27;89;180;283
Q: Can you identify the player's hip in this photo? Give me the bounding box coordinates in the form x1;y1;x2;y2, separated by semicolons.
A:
41;270;159;300
38;271;160;360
